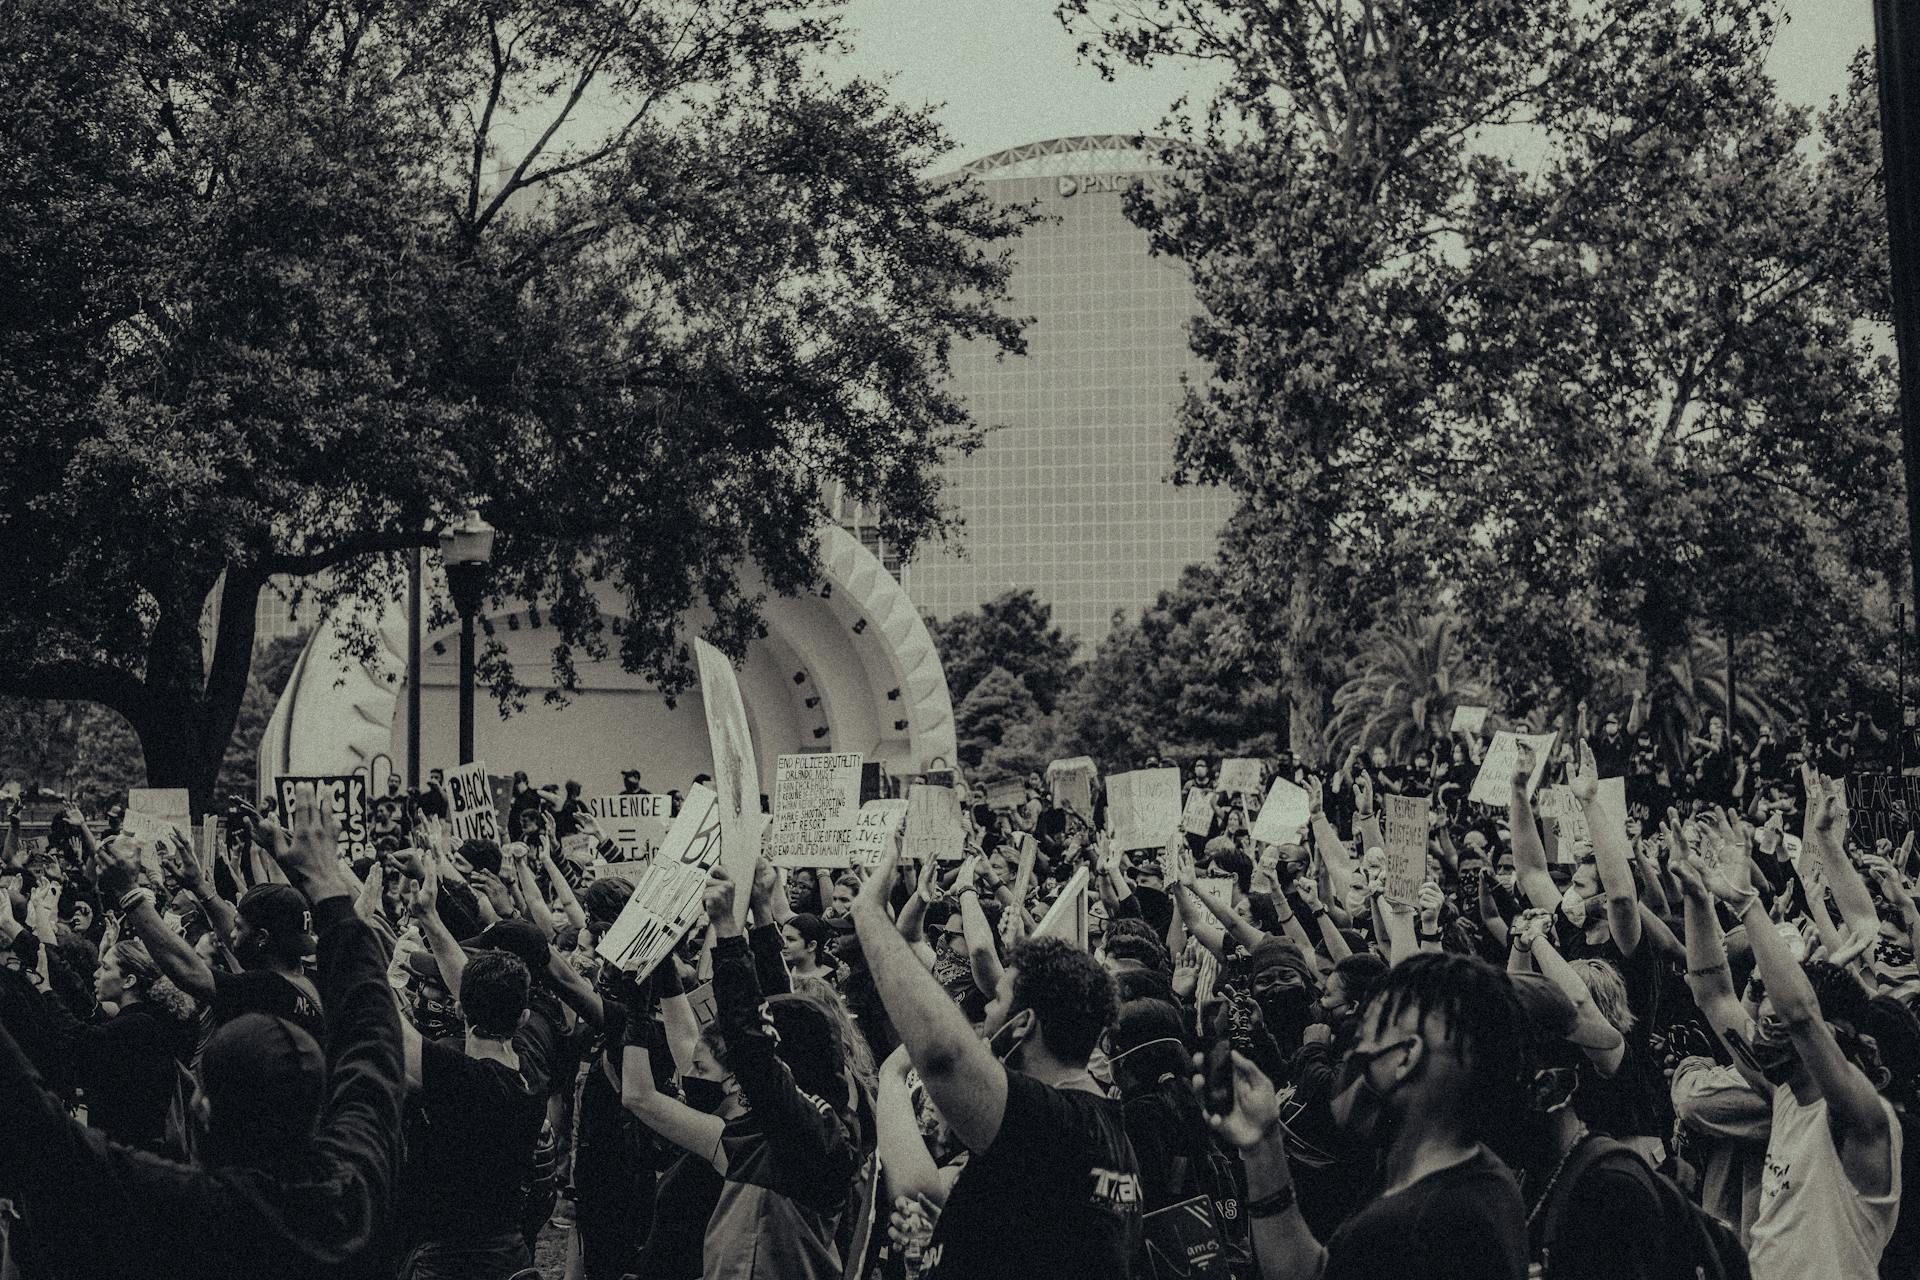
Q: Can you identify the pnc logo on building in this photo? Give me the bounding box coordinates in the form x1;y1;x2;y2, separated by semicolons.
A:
1056;172;1153;199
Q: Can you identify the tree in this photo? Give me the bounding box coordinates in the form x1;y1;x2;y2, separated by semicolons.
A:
930;588;1081;713
1327;615;1490;761
1;0;1030;815
954;667;1041;772
214;635;312;804
1056;565;1287;766
1059;0;1900;750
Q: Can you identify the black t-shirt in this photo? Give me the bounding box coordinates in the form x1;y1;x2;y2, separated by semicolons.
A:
212;967;325;1044
926;1071;1141;1280
1323;1146;1528;1280
636;1149;726;1280
1531;1145;1668;1280
1553;928;1672;1140
1590;732;1632;779
409;1038;544;1241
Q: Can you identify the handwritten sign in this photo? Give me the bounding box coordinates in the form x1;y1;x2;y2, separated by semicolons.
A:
1217;758;1265;798
586;792;673;861
444;761;503;845
1249;778;1311;846
124;788;191;884
1181;788;1217;838
984;778;1028;812
1047;757;1097;818
770;752;864;868
276;775;372;865
847;799;910;868
1108;768;1182;851
1469;732;1558;808
1450;705;1490;736
905;782;966;862
597;786;724;976
1380;794;1429;908
694;638;763;924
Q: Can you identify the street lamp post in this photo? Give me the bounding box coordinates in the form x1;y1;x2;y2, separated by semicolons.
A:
438;508;496;766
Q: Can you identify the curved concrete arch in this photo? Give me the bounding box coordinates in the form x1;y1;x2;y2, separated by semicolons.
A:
257;525;955;799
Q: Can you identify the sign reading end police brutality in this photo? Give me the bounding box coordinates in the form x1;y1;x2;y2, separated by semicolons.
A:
444;761;502;844
598;786;724;977
587;792;673;861
771;752;864;868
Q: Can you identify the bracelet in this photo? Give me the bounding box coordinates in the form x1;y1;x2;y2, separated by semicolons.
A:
1731;891;1762;918
1311;907;1329;918
118;887;155;914
1245;1181;1298;1219
1276;913;1295;926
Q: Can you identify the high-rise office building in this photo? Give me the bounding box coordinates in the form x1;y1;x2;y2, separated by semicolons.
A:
901;135;1233;647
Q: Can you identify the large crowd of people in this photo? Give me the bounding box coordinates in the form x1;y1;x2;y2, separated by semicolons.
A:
0;703;1916;1279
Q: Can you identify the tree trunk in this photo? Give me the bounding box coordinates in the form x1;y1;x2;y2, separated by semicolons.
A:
130;569;264;819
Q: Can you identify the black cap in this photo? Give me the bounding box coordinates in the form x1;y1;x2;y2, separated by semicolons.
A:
238;884;317;958
465;917;551;975
459;839;502;878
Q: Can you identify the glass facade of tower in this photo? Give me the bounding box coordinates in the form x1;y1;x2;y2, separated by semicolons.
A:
901;135;1232;648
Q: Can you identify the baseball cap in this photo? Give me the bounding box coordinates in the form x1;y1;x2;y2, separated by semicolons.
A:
238;884;317;958
621;767;642;781
458;839;502;878
199;1012;326;1145
465;917;551;975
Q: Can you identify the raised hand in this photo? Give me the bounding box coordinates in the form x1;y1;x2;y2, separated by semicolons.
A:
1191;1049;1283;1153
1417;881;1444;929
857;833;903;917
1568;741;1599;804
702;867;740;932
409;855;441;920
92;834;145;901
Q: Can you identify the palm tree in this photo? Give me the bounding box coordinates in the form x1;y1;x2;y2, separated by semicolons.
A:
1642;635;1799;763
1328;615;1491;761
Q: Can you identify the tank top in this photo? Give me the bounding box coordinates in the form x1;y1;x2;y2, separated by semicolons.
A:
1747;1085;1901;1280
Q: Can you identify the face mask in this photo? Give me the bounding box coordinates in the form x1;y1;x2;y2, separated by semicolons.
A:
986;1009;1033;1067
1254;985;1318;1052
412;993;460;1042
1559;887;1588;925
1494;871;1516;891
681;1075;730;1114
1748;1018;1798;1085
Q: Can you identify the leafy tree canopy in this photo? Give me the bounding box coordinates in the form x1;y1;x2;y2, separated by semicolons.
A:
930;587;1080;713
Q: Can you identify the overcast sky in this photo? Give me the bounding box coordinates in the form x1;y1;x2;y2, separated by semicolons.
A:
835;0;1873;165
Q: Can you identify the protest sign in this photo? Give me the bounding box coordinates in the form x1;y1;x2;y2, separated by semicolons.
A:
597;785;724;976
1217;758;1265;798
275;775;372;865
124;789;191;883
586;792;673;861
443;761;503;844
904;782;966;862
1047;757;1097;818
694;638;763;923
1533;778;1626;860
1469;732;1558;807
1844;773;1920;849
1107;768;1182;851
1380;794;1429;908
1249;778;1311;846
1193;875;1237;912
847;799;910;868
1033;865;1090;948
196;816;223;877
770;752;864;868
686;982;719;1030
1181;788;1217;838
984;777;1028;812
1450;705;1490;736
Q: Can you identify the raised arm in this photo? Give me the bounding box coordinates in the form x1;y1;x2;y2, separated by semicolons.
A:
92;836;217;1005
1509;757;1560;913
852;839;1009;1155
1571;742;1640;956
876;1044;951;1208
536;843;589;933
408;857;468;1003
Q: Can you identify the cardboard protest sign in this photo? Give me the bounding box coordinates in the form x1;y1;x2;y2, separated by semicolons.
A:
1379;794;1429;908
196;816;223;878
1533;778;1626;861
597;785;724;975
1047;757;1097;818
984;777;1028;812
1249;778;1311;846
686;982;719;1030
1844;773;1920;849
694;638;763;924
124;789;191;883
1107;768;1182;851
904;782;966;862
1469;732;1558;807
443;761;503;844
276;775;373;865
1181;788;1217;838
586;792;673;861
1217;758;1265;798
847;799;910;868
1033;865;1089;949
1193;875;1237;912
770;752;864;868
1450;705;1490;736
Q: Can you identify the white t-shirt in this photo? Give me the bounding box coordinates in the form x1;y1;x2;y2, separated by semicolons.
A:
1748;1083;1902;1280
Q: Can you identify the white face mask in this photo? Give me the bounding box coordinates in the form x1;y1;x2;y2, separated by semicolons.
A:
1559;887;1588;925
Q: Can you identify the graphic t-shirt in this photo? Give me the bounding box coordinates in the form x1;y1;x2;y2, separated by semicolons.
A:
1323;1146;1528;1280
925;1070;1141;1280
1748;1085;1901;1280
212;967;326;1043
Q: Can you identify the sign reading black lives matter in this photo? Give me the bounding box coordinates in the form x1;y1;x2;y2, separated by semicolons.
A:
444;761;503;845
276;775;373;864
770;752;863;868
1844;774;1920;848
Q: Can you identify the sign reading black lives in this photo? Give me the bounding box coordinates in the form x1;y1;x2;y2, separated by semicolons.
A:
277;774;373;864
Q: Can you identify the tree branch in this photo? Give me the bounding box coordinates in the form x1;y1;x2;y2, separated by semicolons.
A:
262;528;435;577
0;660;146;717
468;16;509;225
474;49;610;232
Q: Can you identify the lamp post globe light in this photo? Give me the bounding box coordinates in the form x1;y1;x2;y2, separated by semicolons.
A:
437;507;496;766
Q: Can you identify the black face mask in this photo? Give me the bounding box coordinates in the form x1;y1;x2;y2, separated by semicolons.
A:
681;1076;729;1114
1253;984;1318;1055
412;993;460;1042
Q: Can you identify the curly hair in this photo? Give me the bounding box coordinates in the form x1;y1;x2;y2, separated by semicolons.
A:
1007;936;1118;1066
1571;957;1636;1035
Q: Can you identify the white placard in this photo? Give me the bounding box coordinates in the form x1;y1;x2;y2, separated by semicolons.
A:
586;792;673;861
1181;788;1217;838
1047;757;1097;818
1469;732;1558;808
770;752;863;868
1380;794;1428;908
1249;778;1311;846
694;639;763;925
1217;758;1265;797
904;783;966;862
847;799;910;868
1107;768;1182;851
597;786;724;976
443;761;503;845
1450;705;1490;735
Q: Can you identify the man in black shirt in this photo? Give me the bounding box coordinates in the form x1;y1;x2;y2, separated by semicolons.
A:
0;783;405;1278
1201;952;1532;1280
852;840;1141;1280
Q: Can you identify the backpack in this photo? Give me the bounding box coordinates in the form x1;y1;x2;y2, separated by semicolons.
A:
1540;1136;1750;1280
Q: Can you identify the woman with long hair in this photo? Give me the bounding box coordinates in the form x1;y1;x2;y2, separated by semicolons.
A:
45;936;197;1152
780;914;837;984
